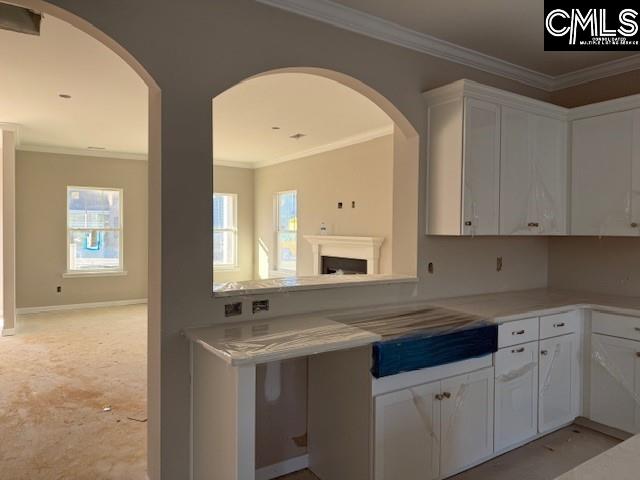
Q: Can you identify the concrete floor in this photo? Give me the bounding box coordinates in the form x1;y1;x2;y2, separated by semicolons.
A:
0;305;147;479
280;425;620;480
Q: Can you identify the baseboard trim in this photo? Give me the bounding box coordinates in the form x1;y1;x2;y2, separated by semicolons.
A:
17;298;148;315
255;454;309;480
2;328;15;336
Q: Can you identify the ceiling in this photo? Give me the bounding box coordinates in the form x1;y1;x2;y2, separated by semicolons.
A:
331;0;634;76
0;15;147;156
212;73;393;168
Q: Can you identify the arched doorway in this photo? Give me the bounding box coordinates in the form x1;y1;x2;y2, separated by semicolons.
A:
1;2;161;478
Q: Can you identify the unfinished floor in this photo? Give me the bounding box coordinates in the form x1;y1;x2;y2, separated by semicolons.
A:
0;305;147;479
280;425;620;480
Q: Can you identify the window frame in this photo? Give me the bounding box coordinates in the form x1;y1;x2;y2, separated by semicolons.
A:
274;190;298;275
213;192;239;271
65;185;124;276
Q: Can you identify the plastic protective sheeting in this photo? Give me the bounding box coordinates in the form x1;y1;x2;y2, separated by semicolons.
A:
332;306;497;378
495;361;537;383
212;273;417;295
187;304;494;368
591;335;640;409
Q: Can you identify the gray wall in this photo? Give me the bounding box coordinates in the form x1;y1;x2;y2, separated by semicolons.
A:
30;0;566;477
16;150;148;308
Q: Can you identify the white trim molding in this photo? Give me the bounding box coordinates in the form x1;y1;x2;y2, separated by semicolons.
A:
304;234;385;274
2;328;16;337
16;298;147;315
214;125;393;169
258;0;640;92
17;144;148;161
255;454;309;480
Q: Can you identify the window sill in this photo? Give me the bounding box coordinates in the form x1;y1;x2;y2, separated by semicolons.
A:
214;266;240;273
269;270;297;278
62;270;128;278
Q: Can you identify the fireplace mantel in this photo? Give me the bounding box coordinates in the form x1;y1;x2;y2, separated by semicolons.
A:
304;235;385;275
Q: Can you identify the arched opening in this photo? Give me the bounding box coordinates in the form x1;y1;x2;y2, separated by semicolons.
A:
212;68;419;295
0;2;161;478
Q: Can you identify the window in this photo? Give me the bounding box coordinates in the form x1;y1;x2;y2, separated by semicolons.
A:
213;193;238;270
275;190;297;273
67;186;123;273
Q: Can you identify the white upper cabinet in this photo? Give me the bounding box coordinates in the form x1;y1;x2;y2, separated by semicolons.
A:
426;93;500;235
571;109;640;236
500;107;567;235
425;80;567;236
462;99;501;235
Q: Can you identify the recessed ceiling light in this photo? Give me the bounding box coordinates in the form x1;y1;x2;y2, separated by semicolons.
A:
87;146;106;150
290;133;306;140
58;93;72;99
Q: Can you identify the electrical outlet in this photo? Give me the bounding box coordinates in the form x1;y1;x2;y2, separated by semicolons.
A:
427;262;434;274
252;299;269;314
56;286;62;293
224;302;242;317
496;257;503;272
338;202;343;209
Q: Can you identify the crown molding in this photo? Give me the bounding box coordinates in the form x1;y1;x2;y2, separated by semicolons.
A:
258;0;640;92
552;54;640;91
213;159;254;169
253;124;393;169
17;144;148;161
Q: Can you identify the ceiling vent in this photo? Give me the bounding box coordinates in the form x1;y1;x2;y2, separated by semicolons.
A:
0;3;42;36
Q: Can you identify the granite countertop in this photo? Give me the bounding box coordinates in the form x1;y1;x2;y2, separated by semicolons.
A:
186;288;640;366
555;434;640;480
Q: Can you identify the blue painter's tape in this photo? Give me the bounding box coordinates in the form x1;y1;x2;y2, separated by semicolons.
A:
371;323;498;378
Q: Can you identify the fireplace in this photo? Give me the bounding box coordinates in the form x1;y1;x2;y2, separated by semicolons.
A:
321;256;367;275
304;235;385;275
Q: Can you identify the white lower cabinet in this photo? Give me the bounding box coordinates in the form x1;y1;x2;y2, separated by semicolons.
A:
590;334;640;434
440;368;494;477
374;382;441;480
494;341;539;451
374;367;494;480
538;334;579;433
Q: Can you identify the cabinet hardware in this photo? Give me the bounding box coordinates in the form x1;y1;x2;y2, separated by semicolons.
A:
631;222;639;228
442;392;451;399
541;350;549;356
553;322;566;328
435;394;444;401
527;222;540;227
464;221;472;226
512;330;525;335
512;347;525;353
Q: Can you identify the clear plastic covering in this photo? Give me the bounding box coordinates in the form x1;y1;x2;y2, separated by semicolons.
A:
187;303;495;367
212;273;417;296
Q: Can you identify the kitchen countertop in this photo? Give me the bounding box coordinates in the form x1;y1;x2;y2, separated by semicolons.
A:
186;288;640;366
555;434;640;480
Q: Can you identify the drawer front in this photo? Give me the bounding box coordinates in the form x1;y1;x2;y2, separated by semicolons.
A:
498;317;539;348
540;311;579;339
592;311;640;341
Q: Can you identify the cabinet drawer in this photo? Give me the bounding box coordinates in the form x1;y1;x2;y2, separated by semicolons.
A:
592;311;640;341
498;317;539;348
540;311;579;339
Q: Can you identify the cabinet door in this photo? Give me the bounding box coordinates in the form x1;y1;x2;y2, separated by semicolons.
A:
500;107;567;235
590;334;640;434
374;382;441;480
538;334;579;433
440;367;494;477
495;342;539;452
462;98;500;235
572;110;635;235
